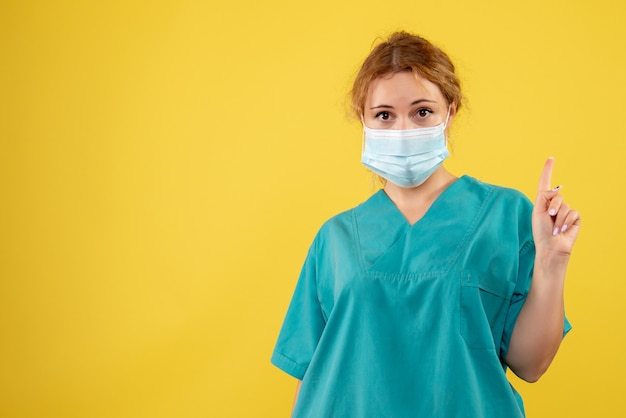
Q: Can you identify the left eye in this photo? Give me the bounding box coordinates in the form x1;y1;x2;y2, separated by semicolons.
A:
416;108;432;118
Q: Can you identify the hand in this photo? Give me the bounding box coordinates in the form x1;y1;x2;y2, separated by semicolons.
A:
532;157;581;258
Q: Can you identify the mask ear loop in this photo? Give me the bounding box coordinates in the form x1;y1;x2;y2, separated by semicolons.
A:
362;131;366;154
443;106;452;128
360;115;366;154
443;106;452;147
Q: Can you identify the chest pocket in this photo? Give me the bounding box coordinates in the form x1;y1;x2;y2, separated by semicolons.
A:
460;271;515;350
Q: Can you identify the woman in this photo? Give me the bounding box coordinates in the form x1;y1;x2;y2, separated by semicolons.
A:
271;31;580;417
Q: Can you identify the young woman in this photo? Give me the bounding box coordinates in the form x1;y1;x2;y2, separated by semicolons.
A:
271;31;580;417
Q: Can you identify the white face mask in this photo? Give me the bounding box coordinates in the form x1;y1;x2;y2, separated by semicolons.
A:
361;110;450;188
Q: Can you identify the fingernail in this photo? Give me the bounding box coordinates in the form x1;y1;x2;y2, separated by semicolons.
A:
549;209;556;216
553;227;560;236
551;185;562;192
561;224;568;233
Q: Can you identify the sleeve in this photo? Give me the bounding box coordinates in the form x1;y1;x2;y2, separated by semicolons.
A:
499;214;573;361
271;237;326;380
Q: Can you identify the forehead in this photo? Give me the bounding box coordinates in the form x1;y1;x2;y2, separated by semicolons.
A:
366;71;445;105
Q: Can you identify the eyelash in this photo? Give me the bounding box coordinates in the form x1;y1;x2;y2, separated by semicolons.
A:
416;108;432;118
374;108;433;121
375;111;392;120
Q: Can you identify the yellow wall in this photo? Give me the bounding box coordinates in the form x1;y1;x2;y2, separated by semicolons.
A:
1;1;624;416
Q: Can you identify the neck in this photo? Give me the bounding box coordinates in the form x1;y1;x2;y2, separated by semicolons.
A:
383;167;457;224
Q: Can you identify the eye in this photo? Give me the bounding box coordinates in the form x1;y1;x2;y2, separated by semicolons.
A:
375;111;392;121
415;108;433;118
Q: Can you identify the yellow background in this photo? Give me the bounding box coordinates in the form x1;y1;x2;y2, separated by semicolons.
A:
1;0;624;416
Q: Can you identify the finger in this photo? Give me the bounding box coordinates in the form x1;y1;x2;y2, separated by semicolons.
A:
548;194;564;218
560;209;581;234
553;203;569;235
538;157;554;193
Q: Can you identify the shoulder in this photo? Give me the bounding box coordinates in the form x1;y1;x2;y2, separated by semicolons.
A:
315;205;357;244
461;176;535;252
311;191;386;251
316;190;384;237
460;175;533;214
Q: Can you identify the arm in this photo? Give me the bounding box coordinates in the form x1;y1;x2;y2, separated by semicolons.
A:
505;250;568;382
292;380;302;415
506;158;581;382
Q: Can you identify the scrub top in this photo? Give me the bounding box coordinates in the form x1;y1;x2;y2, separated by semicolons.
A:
272;175;571;418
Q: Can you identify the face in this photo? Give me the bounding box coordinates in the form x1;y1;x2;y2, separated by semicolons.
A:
363;71;455;130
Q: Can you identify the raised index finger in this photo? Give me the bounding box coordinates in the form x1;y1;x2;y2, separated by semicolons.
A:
538;157;554;192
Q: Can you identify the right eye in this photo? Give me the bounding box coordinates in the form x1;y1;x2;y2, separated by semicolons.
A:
375;111;391;121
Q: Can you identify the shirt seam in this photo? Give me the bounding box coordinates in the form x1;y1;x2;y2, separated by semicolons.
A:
272;350;307;379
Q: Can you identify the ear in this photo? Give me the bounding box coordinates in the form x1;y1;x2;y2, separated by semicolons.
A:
448;102;458;120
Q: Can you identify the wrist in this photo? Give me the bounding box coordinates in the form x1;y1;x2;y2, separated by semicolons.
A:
533;248;569;280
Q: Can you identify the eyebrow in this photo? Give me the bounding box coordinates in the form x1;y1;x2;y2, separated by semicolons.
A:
369;99;437;110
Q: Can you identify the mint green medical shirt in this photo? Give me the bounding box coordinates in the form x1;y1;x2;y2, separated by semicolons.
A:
272;176;571;417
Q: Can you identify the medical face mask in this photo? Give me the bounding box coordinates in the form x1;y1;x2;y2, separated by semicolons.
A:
361;111;450;188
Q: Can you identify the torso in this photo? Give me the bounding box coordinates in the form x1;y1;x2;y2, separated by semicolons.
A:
274;175;539;417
